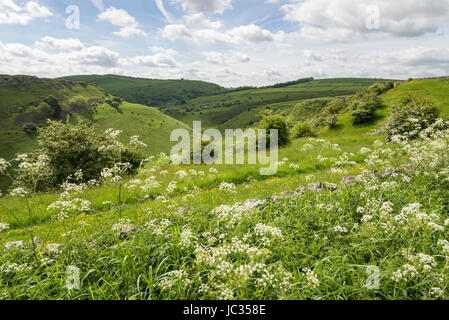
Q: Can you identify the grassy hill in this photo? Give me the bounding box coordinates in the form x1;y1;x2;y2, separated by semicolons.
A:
0;75;190;191
2;76;449;300
59;75;226;108
167;78;392;129
382;77;449;116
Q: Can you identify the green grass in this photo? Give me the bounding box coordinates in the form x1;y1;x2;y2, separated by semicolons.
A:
382;78;449;116
1;76;449;300
69;101;190;156
59;75;226;108
168;78;392;129
2;126;449;299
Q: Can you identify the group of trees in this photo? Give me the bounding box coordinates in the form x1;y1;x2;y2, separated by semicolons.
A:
256;80;442;145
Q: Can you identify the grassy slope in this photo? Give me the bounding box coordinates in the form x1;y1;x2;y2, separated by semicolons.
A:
59;75;226;107
0;79;107;160
69;101;190;155
382;78;449;116
2;78;449;300
169;78;391;129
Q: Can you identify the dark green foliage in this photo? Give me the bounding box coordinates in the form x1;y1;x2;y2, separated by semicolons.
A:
69;96;89;110
291;122;316;138
383;95;441;141
258;111;290;147
22;122;37;136
41;95;61;117
368;81;395;95
350;93;383;125
13;120;143;191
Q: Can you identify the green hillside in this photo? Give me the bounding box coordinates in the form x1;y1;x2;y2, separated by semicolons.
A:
382;77;449;116
167;78;392;129
0;75;190;191
59;74;226;107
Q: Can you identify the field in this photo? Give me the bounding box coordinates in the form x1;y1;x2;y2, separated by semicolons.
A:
1;77;449;300
166;78;392;129
60;75;226;108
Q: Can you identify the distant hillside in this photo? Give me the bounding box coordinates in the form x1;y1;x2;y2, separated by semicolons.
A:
0;75;190;191
167;78;393;129
59;75;226;107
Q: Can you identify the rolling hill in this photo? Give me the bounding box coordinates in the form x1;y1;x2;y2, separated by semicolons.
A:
0;75;190;191
59;74;226;108
166;78;393;129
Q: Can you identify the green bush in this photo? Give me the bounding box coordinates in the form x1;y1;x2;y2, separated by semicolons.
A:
41;95;61;117
350;93;382;125
368;81;395;95
382;95;440;142
292;122;316;138
258;111;290;147
23;102;54;120
13;120;143;192
69;96;89;110
22;122;37;136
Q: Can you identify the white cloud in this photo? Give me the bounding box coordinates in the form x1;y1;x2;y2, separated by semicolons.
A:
0;0;52;25
124;47;178;68
91;0;104;11
174;0;233;14
35;37;84;51
203;51;250;65
227;24;274;43
282;0;449;42
184;13;223;29
98;7;147;38
161;23;275;44
155;0;174;23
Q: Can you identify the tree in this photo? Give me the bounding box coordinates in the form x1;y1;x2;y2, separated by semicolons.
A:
69;96;89;110
350;93;382;125
258;111;290;147
41;95;61;117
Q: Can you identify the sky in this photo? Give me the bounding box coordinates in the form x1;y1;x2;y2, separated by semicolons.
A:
1;0;449;87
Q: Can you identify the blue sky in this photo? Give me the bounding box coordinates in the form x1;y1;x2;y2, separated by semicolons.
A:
1;0;449;87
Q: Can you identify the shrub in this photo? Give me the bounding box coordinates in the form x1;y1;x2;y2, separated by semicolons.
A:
23;102;54;120
292;122;316;138
368;81;395;95
350;93;382;125
382;95;440;142
13;120;144;192
41;95;61;117
69;96;89;110
22;122;37;136
258;111;290;147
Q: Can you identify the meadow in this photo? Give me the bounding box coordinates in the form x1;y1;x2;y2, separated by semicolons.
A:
1;77;449;300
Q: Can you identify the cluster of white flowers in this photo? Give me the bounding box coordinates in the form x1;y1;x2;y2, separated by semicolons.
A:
112;218;134;234
157;270;192;292
0;158;11;174
179;228;194;249
302;268;320;288
332;226;348;234
130;135;147;147
219;182;236;190
166;181;177;194
0;223;10;233
254;223;283;239
2;263;32;274
47;198;91;220
100;162;132;182
176;170;188;178
10;187;29;197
